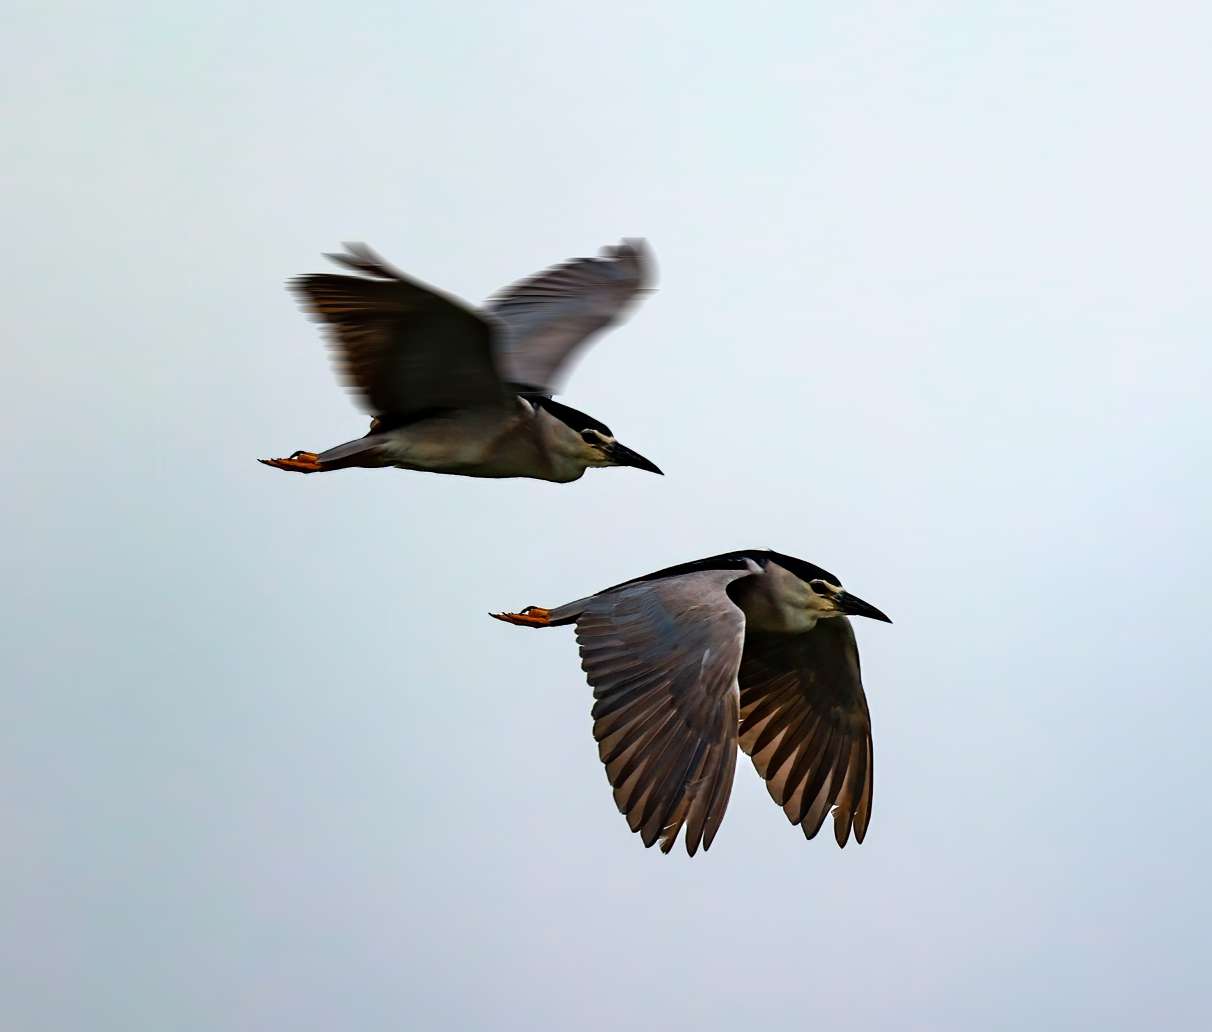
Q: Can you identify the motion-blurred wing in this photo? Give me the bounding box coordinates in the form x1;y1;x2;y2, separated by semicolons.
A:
737;618;874;847
570;568;749;855
290;243;509;420
485;239;653;395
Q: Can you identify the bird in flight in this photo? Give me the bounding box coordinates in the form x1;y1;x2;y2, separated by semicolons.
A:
260;240;661;482
493;550;891;855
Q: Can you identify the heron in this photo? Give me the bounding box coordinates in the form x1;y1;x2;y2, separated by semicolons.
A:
260;239;661;482
493;549;891;855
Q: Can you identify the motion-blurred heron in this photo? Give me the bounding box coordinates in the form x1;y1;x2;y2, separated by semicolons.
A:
260;240;661;481
493;549;891;855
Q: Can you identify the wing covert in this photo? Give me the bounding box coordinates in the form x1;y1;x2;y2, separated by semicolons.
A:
737;618;874;847
290;243;509;419
572;568;750;855
485;238;653;395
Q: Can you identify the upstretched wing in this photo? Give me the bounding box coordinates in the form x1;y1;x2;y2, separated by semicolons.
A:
289;243;509;420
737;618;874;847
484;239;653;395
570;568;751;855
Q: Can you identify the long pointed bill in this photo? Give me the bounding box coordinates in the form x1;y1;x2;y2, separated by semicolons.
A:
837;591;892;623
607;442;663;475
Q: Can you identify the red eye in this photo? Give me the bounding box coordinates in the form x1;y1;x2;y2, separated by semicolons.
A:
809;580;831;594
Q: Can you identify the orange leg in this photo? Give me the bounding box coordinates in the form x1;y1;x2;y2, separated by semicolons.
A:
259;451;322;473
490;607;552;628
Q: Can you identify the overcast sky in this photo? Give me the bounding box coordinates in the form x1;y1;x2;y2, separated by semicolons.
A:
4;2;1210;1029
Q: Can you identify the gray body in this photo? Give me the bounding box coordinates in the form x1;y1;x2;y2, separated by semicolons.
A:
497;550;892;856
320;398;615;483
262;240;661;482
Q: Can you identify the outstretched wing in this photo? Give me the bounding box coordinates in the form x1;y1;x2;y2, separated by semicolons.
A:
737;618;874;847
485;239;653;395
569;568;750;855
290;243;509;420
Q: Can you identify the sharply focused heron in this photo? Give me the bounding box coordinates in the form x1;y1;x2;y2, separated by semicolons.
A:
493;549;892;855
260;239;661;482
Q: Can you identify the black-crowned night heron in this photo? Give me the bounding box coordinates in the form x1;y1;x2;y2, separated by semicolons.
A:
259;240;661;482
492;549;891;855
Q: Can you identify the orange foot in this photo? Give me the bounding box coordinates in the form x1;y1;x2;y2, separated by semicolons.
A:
490;607;552;628
259;451;322;473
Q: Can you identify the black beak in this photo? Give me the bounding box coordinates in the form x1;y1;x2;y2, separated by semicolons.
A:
837;591;892;624
608;442;663;475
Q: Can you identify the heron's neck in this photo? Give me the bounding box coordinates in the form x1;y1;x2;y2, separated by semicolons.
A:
733;564;821;633
532;408;597;482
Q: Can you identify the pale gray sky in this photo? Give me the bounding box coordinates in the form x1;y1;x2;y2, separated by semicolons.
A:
3;2;1210;1029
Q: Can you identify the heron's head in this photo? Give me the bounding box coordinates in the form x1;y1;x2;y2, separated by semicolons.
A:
578;427;663;475
804;578;892;623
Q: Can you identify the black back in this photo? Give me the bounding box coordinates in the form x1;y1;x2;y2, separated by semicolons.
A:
524;394;613;437
605;549;840;595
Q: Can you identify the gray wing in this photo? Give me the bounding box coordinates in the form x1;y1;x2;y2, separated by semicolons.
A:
570;568;749;855
484;239;653;395
737;618;874;847
290;243;510;420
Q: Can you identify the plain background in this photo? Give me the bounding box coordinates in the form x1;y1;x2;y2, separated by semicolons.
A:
3;2;1210;1029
